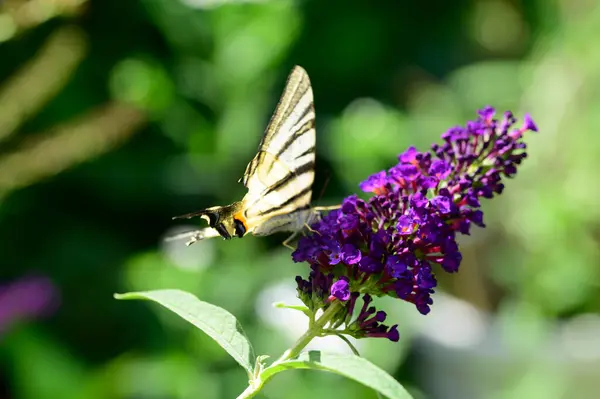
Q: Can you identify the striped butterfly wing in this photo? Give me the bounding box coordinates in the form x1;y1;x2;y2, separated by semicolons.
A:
241;66;316;224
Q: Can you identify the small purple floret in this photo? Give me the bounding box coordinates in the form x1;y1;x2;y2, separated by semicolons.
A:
330;277;351;301
359;170;387;194
341;244;362;265
522;113;538;132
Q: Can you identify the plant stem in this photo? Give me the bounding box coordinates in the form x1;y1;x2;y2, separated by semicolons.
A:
236;300;344;399
276;300;343;363
236;384;259;399
237;300;344;399
334;333;360;356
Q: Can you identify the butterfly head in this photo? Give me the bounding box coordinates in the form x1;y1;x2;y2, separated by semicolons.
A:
173;202;248;240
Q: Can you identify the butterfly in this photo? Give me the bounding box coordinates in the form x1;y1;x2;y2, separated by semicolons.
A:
168;66;338;247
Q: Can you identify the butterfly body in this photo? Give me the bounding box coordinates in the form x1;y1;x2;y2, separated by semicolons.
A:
169;66;337;246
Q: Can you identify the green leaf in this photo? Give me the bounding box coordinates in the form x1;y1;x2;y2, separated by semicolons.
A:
115;289;255;375
273;302;312;317
261;351;412;399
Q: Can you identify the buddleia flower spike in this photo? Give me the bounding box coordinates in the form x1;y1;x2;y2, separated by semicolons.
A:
292;107;538;342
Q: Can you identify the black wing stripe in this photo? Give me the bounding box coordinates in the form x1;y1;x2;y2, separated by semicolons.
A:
246;160;315;211
286;99;313;134
278;82;310;130
256;185;313;217
275;119;314;160
263;160;315;197
296;145;315;161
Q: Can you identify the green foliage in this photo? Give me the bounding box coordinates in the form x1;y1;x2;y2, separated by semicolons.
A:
115;289;256;375
116;289;413;399
109;58;175;116
268;352;413;399
1;0;599;398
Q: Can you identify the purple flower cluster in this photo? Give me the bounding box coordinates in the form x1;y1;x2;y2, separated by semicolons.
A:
293;107;537;342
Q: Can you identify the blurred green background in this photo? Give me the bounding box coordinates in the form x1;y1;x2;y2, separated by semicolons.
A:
1;0;599;398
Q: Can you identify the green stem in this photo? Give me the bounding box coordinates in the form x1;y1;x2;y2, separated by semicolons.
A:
236;384;254;399
334;333;360;356
276;300;344;363
236;300;344;399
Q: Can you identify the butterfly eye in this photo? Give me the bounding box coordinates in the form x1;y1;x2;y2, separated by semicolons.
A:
234;219;247;238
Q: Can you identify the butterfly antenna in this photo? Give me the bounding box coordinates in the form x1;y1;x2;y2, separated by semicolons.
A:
172;209;214;221
172;207;220;231
172;211;204;220
312;170;341;212
316;170;332;203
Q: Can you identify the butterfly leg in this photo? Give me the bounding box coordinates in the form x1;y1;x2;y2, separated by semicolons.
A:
313;205;342;211
282;234;296;250
185;232;204;246
303;223;320;235
282;231;300;250
282;222;322;249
